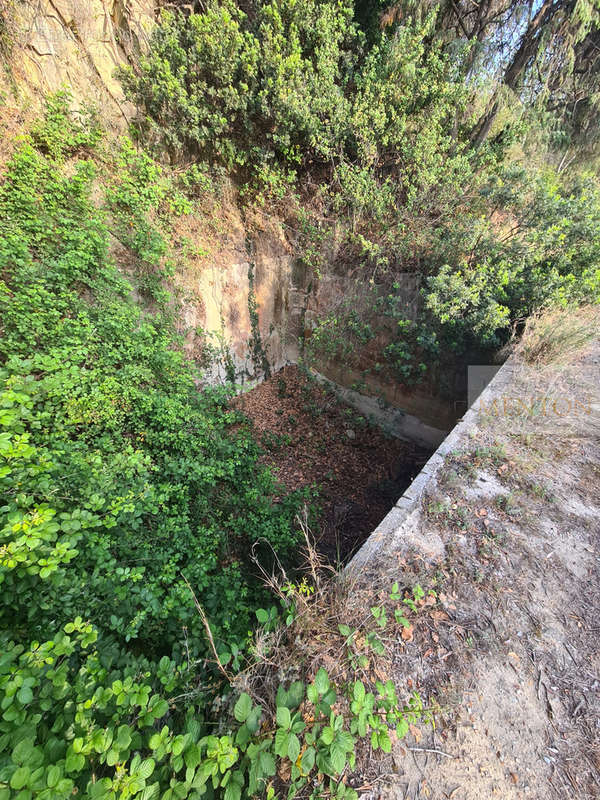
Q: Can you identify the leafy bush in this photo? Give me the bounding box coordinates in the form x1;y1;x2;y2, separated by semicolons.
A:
0;99;304;668
423;170;600;352
118;1;600;385
30;90;102;159
118;0;356;185
0;583;431;800
307;164;600;384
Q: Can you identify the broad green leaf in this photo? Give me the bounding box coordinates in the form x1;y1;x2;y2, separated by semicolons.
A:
307;684;319;705
287;733;300;763
117;724;132;750
300;746;315;773
314;668;329;695
286;681;304;709
17;686;33;705
258;751;275;777
274;729;289;758
320;726;334;746
233;693;252;723
10;767;29;791
140;784;160;800
12;739;34;765
65;751;85;772
47;765;61;788
224;782;241;800
185;744;201;770
138;758;155;779
151;698;169;719
276;705;291;729
330;742;346;774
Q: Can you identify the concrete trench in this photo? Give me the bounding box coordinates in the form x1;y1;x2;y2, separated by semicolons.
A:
346;360;510;572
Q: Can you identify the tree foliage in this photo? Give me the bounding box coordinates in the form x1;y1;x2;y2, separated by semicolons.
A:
118;0;357;184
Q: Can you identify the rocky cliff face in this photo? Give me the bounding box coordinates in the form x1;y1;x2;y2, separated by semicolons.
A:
2;0;154;125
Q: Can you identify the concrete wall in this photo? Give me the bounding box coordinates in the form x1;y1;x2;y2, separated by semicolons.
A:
301;268;460;432
347;359;513;572
173;212;303;384
312;371;448;449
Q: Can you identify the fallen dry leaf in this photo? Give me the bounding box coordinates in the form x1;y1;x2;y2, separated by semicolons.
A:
409;723;422;743
278;760;292;782
233;365;431;563
402;624;414;642
438;593;456;610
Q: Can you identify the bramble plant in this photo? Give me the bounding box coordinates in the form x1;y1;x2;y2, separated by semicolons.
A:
0;576;435;800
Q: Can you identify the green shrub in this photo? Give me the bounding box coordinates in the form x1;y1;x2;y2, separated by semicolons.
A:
30;89;102;160
0;578;433;800
118;0;356;186
0;99;304;668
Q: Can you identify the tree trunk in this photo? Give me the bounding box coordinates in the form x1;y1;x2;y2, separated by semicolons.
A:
471;0;566;146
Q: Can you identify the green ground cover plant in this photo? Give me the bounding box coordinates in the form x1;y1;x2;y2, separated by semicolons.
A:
0;95;304;669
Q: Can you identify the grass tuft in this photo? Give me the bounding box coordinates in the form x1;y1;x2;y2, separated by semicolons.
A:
513;305;600;366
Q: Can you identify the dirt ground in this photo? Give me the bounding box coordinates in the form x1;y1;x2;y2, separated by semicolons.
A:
350;345;600;799
235;365;432;563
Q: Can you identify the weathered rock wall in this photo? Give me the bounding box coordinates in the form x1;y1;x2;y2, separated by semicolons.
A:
175;210;302;383
1;1;303;380
2;0;155;123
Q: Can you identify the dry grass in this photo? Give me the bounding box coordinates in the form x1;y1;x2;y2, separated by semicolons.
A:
211;523;444;797
234;520;369;708
512;305;600;366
